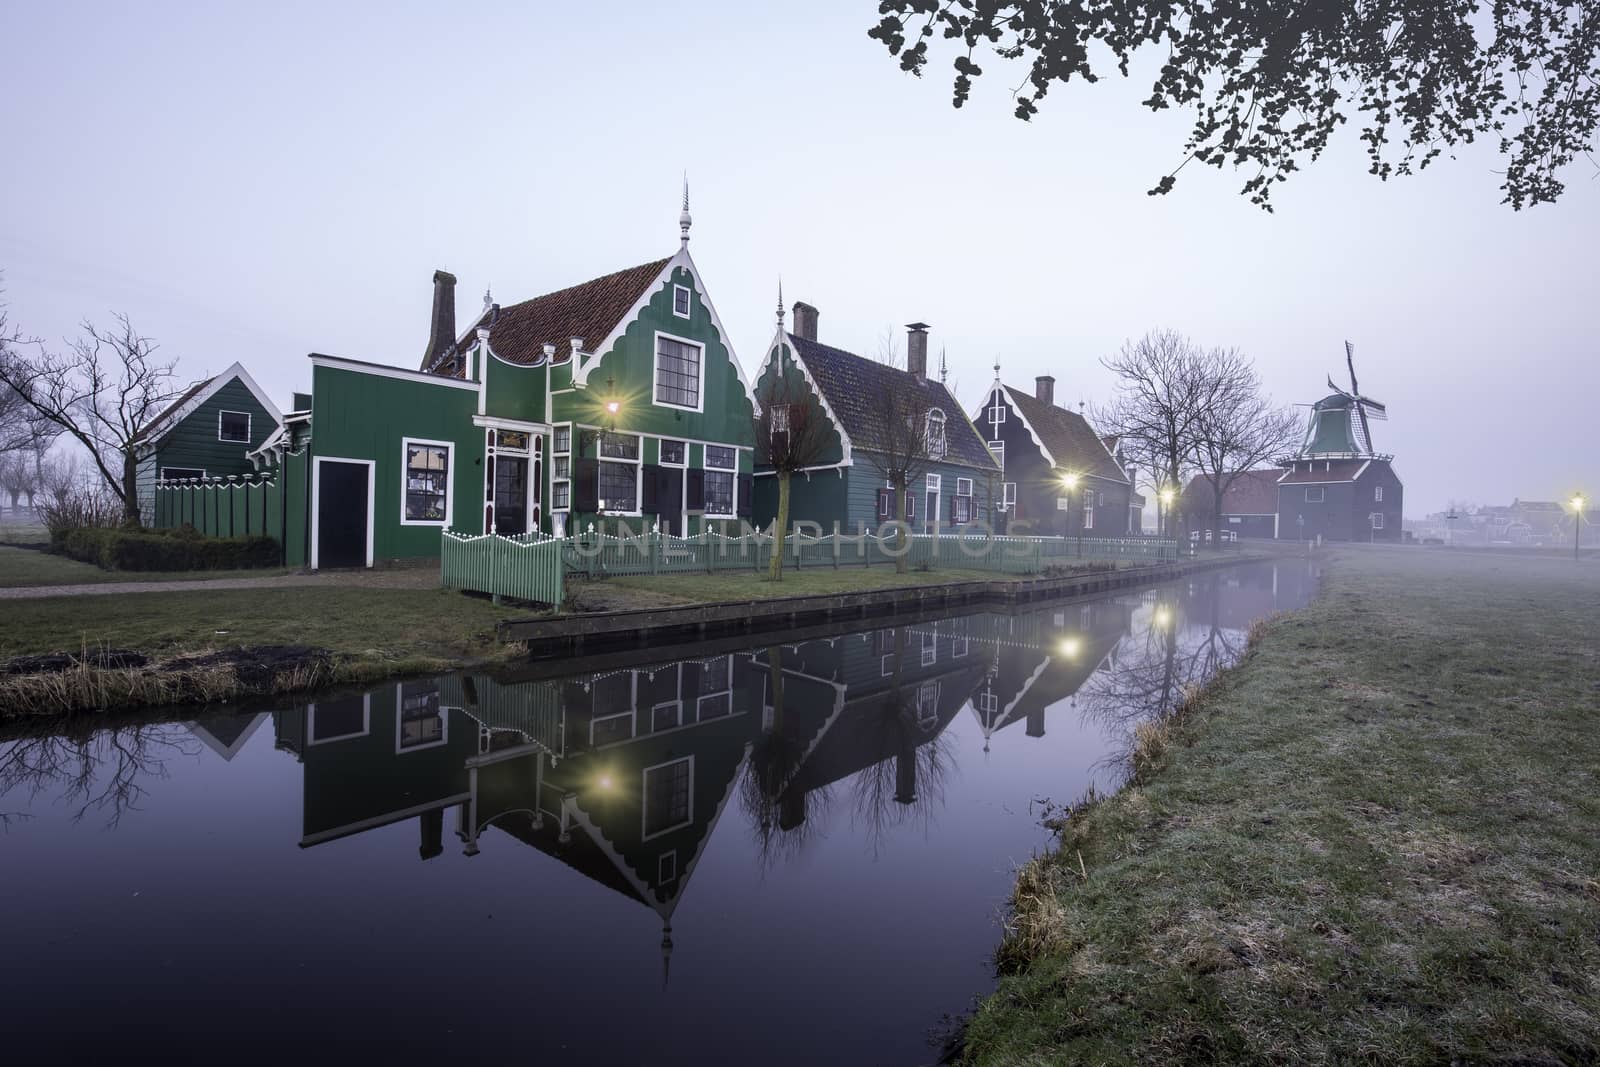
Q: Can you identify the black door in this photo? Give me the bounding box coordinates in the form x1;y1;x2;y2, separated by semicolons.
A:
317;461;368;568
660;468;684;534
495;457;528;535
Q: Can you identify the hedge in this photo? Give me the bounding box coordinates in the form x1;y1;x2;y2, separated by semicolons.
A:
61;525;280;572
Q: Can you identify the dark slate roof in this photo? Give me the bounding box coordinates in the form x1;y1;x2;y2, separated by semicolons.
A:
133;375;214;444
1277;459;1371;484
788;333;998;472
1002;385;1128;483
428;257;671;374
1183;469;1281;514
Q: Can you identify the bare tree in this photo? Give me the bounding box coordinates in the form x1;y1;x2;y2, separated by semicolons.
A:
0;450;38;512
1097;330;1219;539
0;313;178;526
868;329;940;574
1188;349;1301;547
753;361;833;581
0;277;57;457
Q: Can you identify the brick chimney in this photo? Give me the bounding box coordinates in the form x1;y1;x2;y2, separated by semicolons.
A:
1036;375;1055;406
791;301;819;341
906;322;929;380
422;270;457;368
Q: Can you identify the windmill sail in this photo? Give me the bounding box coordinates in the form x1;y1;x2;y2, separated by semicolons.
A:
1345;341;1372;454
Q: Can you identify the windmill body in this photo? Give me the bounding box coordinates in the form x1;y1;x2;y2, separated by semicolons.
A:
1274;344;1405;542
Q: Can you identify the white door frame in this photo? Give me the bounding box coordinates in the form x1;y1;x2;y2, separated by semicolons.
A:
311;456;376;570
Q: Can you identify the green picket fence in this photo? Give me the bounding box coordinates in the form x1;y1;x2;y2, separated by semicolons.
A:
441;530;566;605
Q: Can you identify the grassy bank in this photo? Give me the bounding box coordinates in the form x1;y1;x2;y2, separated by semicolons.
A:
969;546;1600;1064
0;584;525;717
0;543;291;588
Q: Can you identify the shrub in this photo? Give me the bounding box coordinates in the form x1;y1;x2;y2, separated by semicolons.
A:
61;526;279;571
40;485;121;550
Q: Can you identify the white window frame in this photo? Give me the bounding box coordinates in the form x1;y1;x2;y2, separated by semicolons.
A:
988;441;1005;473
1002;482;1017;510
915;680;940;728
658;850;678;886
159;466;205;482
1082;488;1095;531
702;445;737;518
394;682;448;754
953;635;969;658
989;399;1007;427
650;700;683;732
770;404;790;435
881;653;895;677
400;437;454;527
551;424;573;518
658;438;688;467
925;408;948;460
1375;486;1384;502
590;709;636;747
217;409;252;443
925;473;942;493
598;431;643;516
652;329;705;413
921;630;937;666
306;693;371;745
672;284;692;320
1371;512;1385;530
641;755;695;842
955;477;973;497
1306;487;1326;503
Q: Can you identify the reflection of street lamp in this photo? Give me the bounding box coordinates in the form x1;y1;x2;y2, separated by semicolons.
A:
1057;635;1082;659
1152;605;1173;630
1060;471;1080;555
1571;494;1587;561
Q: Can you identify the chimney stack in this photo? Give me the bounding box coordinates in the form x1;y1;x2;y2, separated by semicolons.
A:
423;270;457;367
1036;375;1055;406
906;322;929;380
791;301;819;341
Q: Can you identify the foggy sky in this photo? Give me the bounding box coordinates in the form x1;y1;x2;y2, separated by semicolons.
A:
3;1;1595;516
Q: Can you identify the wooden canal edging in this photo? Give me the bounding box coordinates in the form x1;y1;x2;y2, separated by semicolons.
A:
497;553;1269;657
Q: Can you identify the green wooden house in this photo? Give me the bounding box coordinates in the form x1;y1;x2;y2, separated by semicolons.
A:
248;189;757;567
750;302;1001;535
132;361;282;523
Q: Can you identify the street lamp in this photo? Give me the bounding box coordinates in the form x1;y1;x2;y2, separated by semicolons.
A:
1571;493;1586;562
1158;485;1176;538
1060;472;1081;556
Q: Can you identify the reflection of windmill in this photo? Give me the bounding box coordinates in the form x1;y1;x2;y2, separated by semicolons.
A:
1298;341;1389;458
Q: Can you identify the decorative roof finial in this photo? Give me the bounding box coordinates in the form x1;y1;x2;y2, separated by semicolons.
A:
993;356;1001;381
661;921;674;989
776;276;785;326
679;174;692;245
482;287;493;313
939;346;948;384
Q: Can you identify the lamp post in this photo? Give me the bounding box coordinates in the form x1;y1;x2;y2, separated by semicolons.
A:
1060;472;1080;557
1158;486;1175;539
1571;494;1586;562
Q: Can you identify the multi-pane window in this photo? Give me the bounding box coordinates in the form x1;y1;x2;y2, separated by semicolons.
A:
1003;482;1017;510
218;411;251;443
398;684;444;751
643;758;692;838
1375;486;1384;502
553;425;572;453
1371;512;1385;529
1082;489;1095;530
552;426;571;514
704;446;735;516
1306;487;1325;502
404;442;450;523
655;335;702;409
925;409;947;459
988;441;1005;473
915;681;940;727
673;285;691;318
659;439;686;465
598;432;640;511
951;494;973;524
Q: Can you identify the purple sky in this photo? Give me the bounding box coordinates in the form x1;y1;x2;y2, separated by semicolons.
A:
3;2;1594;515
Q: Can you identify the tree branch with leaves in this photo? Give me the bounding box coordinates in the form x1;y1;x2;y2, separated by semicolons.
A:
868;0;1600;210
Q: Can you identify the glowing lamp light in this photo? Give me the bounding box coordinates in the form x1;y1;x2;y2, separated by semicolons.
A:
1160;487;1176;505
1572;494;1586;513
597;773;615;791
1153;606;1173;629
1058;636;1083;659
1060;472;1080;490
605;400;620;414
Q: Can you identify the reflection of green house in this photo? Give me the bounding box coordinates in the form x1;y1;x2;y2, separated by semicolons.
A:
186;712;269;761
242;190;756;568
133;361;282;524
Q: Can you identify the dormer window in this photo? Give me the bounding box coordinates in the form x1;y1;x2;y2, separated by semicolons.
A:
925;408;947;460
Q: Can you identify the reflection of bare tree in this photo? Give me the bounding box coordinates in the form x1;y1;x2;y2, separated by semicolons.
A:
740;647;832;869
1077;576;1247;783
0;724;198;828
850;627;955;858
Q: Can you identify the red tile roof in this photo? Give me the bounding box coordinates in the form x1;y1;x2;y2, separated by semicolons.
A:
1183;469;1281;514
428;257;671;373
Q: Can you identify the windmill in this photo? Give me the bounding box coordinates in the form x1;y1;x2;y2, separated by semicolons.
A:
1323;341;1388;455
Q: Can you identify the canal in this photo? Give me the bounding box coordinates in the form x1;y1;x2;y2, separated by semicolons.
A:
0;559;1318;1065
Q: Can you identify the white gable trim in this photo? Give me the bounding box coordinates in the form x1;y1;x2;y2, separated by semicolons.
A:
574;249;759;416
765;330;855;468
310;354;481;392
995;385;1057;468
136;361;284;452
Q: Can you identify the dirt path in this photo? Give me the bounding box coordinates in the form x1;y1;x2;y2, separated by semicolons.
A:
0;567;440;600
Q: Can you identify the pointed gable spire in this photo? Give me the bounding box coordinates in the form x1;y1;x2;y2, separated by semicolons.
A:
993;356;1001;381
939;346;948;384
679;174;692;246
776;277;785;327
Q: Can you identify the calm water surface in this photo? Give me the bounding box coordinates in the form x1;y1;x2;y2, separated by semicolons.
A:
1;560;1317;1066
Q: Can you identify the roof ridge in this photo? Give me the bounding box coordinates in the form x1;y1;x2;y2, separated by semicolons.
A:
502;256;672;312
